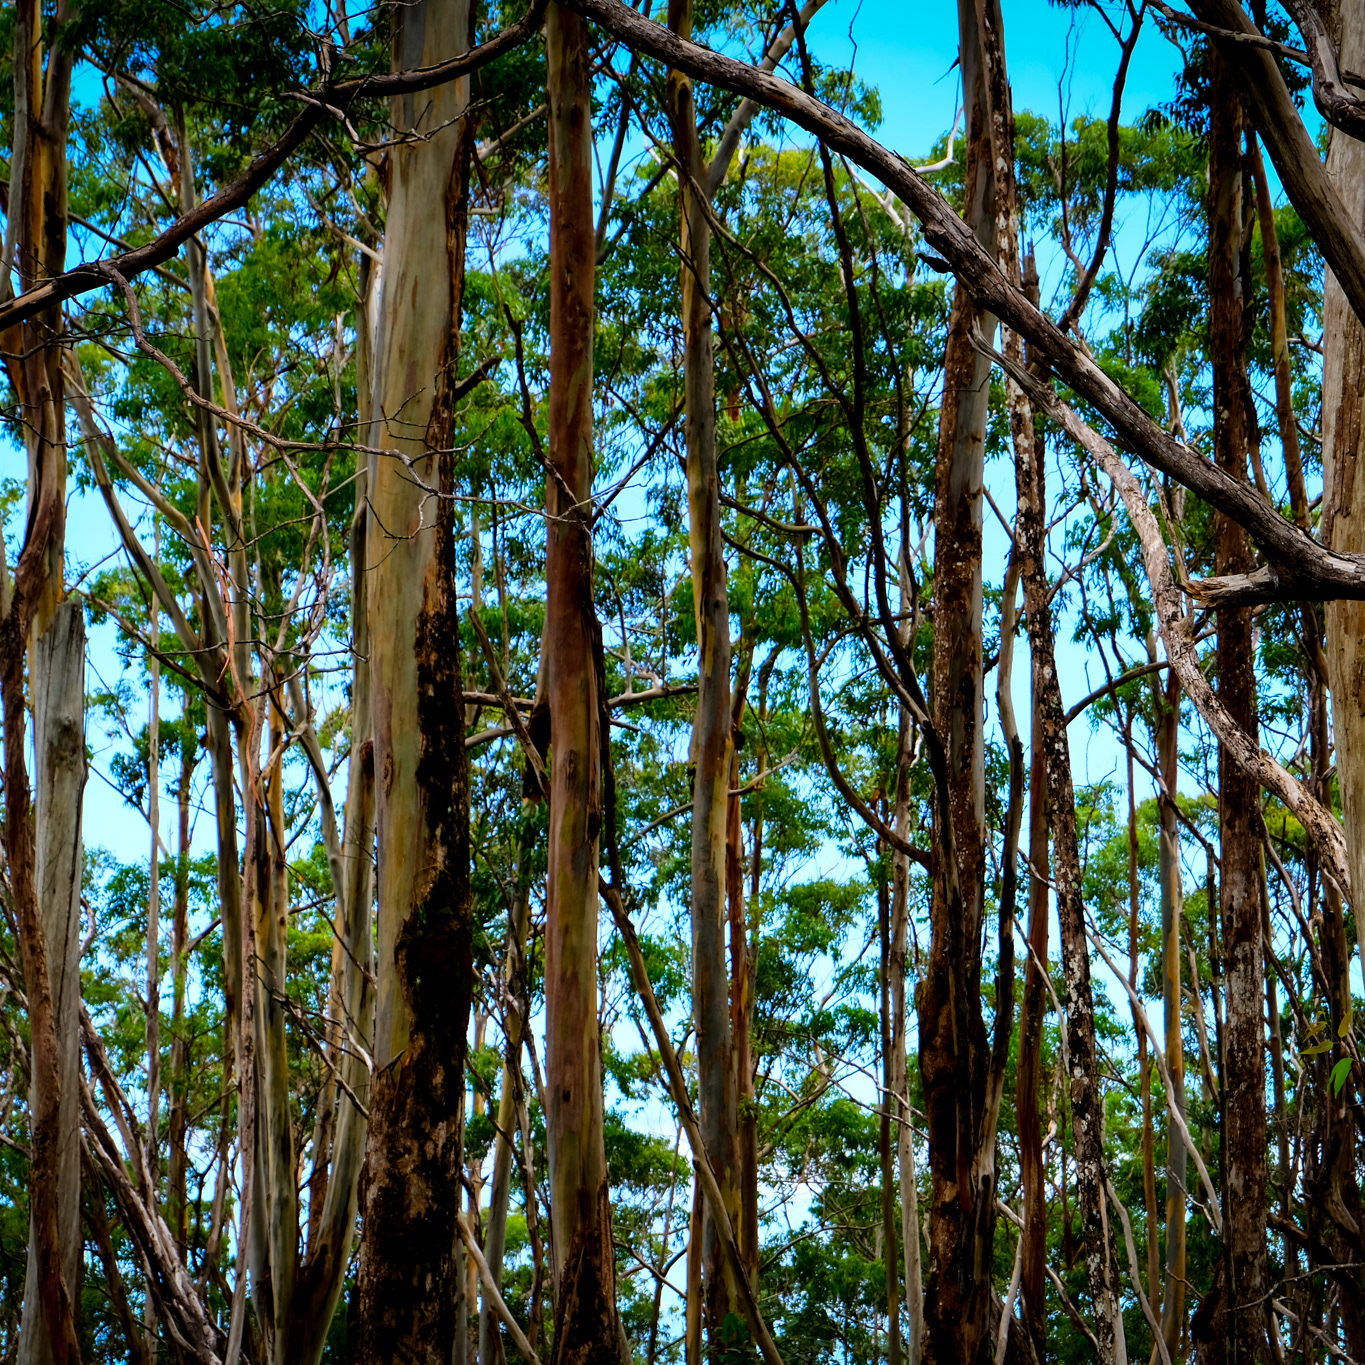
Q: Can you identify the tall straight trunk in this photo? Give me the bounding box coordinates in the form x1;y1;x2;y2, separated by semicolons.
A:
666;0;742;1340
920;4;997;1357
251;671;297;1361
1013;251;1049;1365
1156;670;1188;1356
8;0;79;1357
17;603;86;1365
877;860;903;1365
727;715;759;1290
166;728;196;1255
1208;55;1271;1363
287;461;377;1365
1015;412;1124;1362
1017;690;1049;1361
543;7;627;1359
1125;722;1160;1308
1320;0;1365;998
353;0;476;1357
890;699;923;1364
479;803;537;1365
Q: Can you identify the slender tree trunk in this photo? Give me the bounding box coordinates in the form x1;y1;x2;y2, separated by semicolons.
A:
1208;56;1271;1363
666;1;744;1343
1013;251;1049;1365
1156;670;1188;1357
287;462;377;1365
920;4;997;1356
1017;690;1049;1362
9;1;80;1356
1015;378;1124;1364
479;804;538;1365
890;696;924;1365
166;729;195;1256
877;860;903;1365
1125;719;1160;1310
544;7;627;1359
728;703;759;1292
353;0;476;1357
1320;0;1365;993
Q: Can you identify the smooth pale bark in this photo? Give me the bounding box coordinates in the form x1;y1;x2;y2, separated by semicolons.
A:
543;7;627;1360
353;0;476;1358
919;5;997;1358
1209;59;1272;1363
18;603;86;1365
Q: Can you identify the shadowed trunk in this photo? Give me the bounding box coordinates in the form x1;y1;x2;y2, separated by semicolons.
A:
1208;52;1272;1363
352;0;477;1358
919;3;997;1357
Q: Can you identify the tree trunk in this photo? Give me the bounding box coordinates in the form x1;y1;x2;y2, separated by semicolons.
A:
1321;0;1365;989
919;3;997;1356
889;595;924;1363
353;0;477;1357
479;804;537;1365
1017;689;1049;1363
17;603;86;1365
9;0;80;1355
166;727;197;1255
543;6;627;1360
666;1;744;1344
1208;53;1272;1363
1015;386;1124;1364
1156;670;1188;1357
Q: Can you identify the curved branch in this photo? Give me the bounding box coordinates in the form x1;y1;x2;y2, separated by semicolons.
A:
568;0;1365;602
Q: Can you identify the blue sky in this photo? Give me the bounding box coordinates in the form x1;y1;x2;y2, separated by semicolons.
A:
807;0;1185;160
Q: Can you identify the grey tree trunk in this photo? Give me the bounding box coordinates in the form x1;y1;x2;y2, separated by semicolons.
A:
18;603;86;1365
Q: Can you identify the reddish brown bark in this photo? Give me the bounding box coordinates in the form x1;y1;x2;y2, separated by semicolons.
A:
543;6;627;1360
919;3;997;1357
